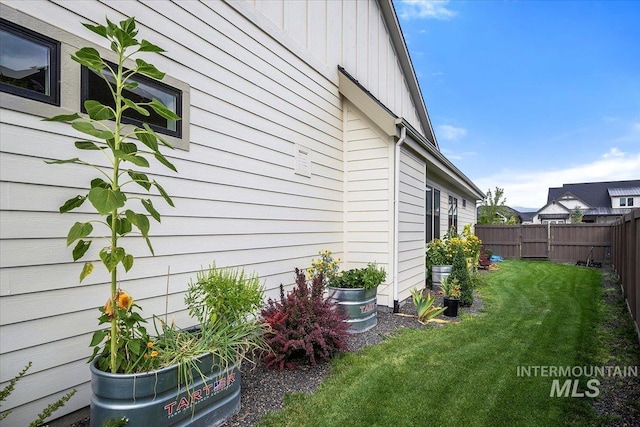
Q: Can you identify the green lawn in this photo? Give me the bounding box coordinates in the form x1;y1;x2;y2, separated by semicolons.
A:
259;260;605;427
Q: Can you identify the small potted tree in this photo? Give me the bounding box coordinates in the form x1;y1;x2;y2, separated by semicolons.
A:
440;276;461;317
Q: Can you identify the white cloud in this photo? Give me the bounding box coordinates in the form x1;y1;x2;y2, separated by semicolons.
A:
397;0;457;21
438;124;467;141
473;149;640;210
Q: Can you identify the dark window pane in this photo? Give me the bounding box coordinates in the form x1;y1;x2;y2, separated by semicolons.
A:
0;18;59;105
82;64;181;137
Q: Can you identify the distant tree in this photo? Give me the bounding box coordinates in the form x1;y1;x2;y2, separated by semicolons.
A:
478;187;514;224
571;206;584;223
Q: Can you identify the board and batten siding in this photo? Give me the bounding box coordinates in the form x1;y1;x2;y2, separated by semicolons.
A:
343;102;393;307
244;0;425;138
0;0;348;423
397;144;427;302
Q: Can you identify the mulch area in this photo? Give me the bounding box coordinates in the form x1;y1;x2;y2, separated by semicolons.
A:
61;274;640;426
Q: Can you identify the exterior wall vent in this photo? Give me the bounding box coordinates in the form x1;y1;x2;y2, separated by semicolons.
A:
294;144;311;177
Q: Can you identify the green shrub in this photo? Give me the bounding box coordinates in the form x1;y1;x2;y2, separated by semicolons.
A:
450;246;473;306
0;362;76;426
184;263;264;324
329;263;386;290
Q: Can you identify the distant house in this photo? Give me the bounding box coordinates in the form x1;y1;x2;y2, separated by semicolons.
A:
0;0;483;423
533;180;640;224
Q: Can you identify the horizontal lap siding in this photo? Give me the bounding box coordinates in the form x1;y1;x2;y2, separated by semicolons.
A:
0;1;345;423
344;105;392;305
398;145;426;302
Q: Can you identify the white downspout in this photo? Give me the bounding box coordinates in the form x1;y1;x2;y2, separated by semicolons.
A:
393;124;407;313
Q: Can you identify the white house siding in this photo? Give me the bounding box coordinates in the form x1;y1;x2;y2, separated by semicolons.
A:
246;0;425;137
343;102;393;307
0;0;349;422
397;144;427;302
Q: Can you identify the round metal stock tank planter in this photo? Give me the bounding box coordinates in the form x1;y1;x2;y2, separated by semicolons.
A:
90;354;240;427
328;286;378;334
431;265;452;292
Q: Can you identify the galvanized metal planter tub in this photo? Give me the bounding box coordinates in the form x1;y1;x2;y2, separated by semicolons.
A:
431;265;452;291
328;286;378;334
90;354;240;427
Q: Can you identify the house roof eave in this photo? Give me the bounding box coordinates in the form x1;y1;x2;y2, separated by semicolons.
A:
378;0;439;150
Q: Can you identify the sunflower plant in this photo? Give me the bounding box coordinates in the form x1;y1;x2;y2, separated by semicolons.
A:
46;17;179;373
89;289;161;373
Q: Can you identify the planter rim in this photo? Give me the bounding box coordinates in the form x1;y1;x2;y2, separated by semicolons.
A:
90;352;212;379
327;285;379;291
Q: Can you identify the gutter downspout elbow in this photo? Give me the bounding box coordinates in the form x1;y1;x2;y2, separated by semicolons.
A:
393;124;407;313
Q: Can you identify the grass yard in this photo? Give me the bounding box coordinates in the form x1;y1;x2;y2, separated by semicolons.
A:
259;260;607;427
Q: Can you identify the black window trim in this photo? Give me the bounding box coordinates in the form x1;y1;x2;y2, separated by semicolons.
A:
80;61;183;139
0;17;60;105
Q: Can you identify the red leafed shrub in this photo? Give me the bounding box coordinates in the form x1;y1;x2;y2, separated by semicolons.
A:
261;268;349;370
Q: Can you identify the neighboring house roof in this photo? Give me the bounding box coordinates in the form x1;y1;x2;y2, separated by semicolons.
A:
608;187;640;197
547;180;640;207
583;207;632;216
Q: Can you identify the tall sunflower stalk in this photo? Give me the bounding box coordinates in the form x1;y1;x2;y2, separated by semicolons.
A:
46;17;179;373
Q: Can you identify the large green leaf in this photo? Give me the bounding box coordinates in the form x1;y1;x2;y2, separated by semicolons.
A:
153;181;175;207
135;127;158;151
125;210;150;237
43;113;81;123
128;170;151;190
149;98;180;120
90;178;110;189
59;195;85;213
85;100;114;120
99;247;125;272
82;23;107;38
87;187;126;215
142;199;161;222
89;329;109;347
75;140;103;150
107;214;132;236
118;153;149;168
135;59;165;80
123;99;150;117
71;47;104;71
122;254;134;272
67;222;93;246
143;123;173;149
72;121;113;140
72;239;91;261
120;142;138;154
154;151;177;172
138;39;165;53
119;17;136;35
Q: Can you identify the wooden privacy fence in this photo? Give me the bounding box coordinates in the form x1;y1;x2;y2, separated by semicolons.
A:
611;210;639;343
475;223;612;264
476;211;640;342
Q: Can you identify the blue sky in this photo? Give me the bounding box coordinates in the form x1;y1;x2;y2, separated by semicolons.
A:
394;0;640;210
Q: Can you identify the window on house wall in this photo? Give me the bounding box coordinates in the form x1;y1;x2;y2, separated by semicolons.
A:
426;187;441;241
81;63;182;138
620;197;626;207
448;195;458;233
0;18;60;105
627;197;634;207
